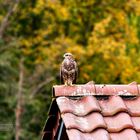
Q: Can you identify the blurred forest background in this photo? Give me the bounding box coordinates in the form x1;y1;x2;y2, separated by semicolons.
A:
0;0;140;139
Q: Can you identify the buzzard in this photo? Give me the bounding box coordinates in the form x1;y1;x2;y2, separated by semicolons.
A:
60;53;78;86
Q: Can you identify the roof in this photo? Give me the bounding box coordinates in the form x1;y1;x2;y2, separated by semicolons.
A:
42;81;140;140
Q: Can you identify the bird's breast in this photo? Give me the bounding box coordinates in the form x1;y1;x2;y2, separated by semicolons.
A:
63;59;75;71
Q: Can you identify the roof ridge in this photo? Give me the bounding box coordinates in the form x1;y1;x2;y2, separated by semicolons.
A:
53;82;140;97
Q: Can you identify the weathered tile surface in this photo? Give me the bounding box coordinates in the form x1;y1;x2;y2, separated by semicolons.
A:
42;83;140;140
56;96;140;140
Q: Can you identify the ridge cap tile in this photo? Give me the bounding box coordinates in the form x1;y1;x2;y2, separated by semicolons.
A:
53;83;140;97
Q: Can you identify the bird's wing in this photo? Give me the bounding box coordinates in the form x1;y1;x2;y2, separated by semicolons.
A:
73;61;78;84
60;65;63;84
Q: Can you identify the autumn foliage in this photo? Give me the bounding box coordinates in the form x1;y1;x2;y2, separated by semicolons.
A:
0;0;140;139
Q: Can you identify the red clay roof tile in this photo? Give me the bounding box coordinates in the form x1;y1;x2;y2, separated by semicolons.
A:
42;83;140;140
55;95;140;139
98;96;127;116
110;129;138;140
104;112;133;132
124;97;140;116
62;112;106;132
67;129;110;140
132;117;140;132
56;96;100;116
137;133;140;139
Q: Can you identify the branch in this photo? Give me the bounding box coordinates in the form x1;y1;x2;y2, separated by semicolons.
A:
30;77;54;98
0;45;12;53
0;0;20;39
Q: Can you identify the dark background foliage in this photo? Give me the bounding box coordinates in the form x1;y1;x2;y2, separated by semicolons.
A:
0;0;140;139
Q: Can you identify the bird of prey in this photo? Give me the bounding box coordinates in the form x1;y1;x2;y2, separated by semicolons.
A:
60;53;78;86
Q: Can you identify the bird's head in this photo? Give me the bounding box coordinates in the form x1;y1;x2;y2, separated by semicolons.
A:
63;53;73;59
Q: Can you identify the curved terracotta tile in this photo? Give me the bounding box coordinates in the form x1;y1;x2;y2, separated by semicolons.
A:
110;129;138;140
56;96;101;116
62;112;106;133
137;133;140;139
98;96;127;116
124;97;140;116
104;112;133;132
132;117;140;132
66;129;110;140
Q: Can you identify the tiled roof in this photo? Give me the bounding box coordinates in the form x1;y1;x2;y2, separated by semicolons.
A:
42;82;140;140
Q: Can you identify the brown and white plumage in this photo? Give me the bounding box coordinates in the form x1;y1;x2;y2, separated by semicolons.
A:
60;53;78;86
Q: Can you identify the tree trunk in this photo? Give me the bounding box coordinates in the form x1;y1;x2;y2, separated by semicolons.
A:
15;58;24;140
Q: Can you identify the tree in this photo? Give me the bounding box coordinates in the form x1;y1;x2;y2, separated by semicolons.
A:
0;0;140;139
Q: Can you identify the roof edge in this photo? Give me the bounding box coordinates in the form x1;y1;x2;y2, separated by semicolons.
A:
53;81;140;97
